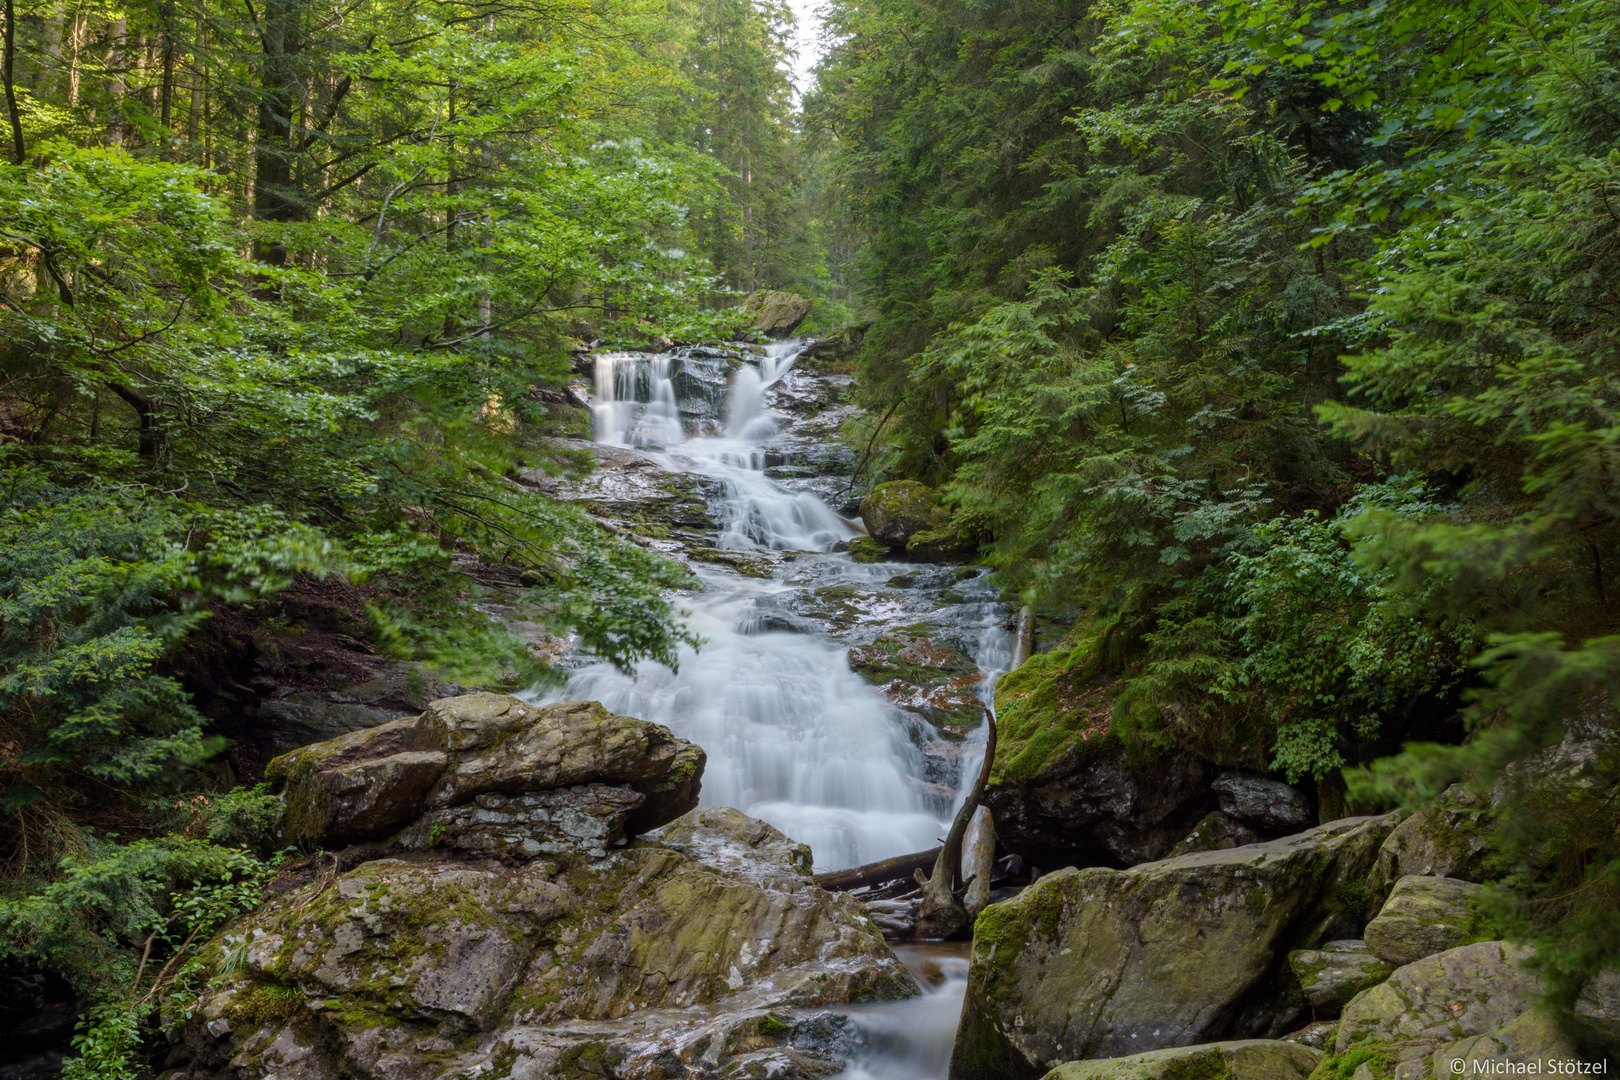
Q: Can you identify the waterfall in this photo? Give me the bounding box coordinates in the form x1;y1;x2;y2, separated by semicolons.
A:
548;339;1010;872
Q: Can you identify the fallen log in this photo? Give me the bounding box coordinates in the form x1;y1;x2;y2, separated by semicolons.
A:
815;846;943;892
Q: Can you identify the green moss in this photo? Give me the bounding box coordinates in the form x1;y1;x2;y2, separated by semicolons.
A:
1330;879;1372;921
989;629;1117;786
556;1042;620;1080
847;535;888;563
232;983;305;1025
1311;1042;1399;1080
1161;1051;1232;1080
757;1014;793;1040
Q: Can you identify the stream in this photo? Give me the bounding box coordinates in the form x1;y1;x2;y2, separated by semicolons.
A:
535;338;1009;1078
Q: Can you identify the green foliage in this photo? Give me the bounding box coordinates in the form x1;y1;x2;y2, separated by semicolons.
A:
821;0;1620;1002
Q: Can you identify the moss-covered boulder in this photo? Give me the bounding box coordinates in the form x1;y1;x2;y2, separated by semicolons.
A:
949;814;1398;1080
983;728;1215;866
164;808;914;1079
265;693;704;853
860;481;949;549
846;534;891;563
1288;941;1393;1016
847;628;984;735
1320;940;1620;1078
1363;876;1485;967
1366;784;1494;906
799;325;866;369
1042;1039;1322;1080
743;290;813;337
1433;1008;1620;1078
982;639;1216;867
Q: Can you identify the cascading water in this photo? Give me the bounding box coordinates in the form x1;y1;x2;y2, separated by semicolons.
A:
548;338;1012;1078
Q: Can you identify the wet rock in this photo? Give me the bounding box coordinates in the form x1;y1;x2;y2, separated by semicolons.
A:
1288;940;1392;1015
521;443;721;542
1042;1039;1322;1080
164;809;915;1080
1363;875;1484;967
1212;772;1313;832
860;481;949;549
655;805;816;882
266;694;704;849
847;535;890;563
847;629;984;734
984;739;1215;867
744;290;813;338
949;814;1397;1079
1166;810;1260;856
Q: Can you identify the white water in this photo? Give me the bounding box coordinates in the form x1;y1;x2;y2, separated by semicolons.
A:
841;945;971;1080
560;340;988;870
558;338;1008;1079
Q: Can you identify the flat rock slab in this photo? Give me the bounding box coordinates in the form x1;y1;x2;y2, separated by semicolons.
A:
1041;1039;1322;1080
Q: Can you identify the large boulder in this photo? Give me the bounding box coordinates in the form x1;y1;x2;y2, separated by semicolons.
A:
860;481;950;549
1435;1008;1620;1078
1363;875;1484;967
1042;1039;1321;1080
265;694;705;854
1288;940;1392;1016
743;290;813;338
1367;783;1494;905
984;739;1216;867
1212;772;1313;832
1330;940;1620;1077
949;814;1398;1080
163;808;915;1080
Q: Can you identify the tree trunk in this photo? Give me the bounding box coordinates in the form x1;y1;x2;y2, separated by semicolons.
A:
3;0;27;163
913;704;997;939
253;0;303;264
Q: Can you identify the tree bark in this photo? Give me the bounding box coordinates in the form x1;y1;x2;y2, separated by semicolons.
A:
106;381;160;459
815;847;942;892
913;704;997;939
3;0;26;163
253;0;304;265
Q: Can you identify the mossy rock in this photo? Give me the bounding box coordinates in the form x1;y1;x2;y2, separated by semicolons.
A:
1042;1039;1322;1080
742;290;813;337
847;629;984;734
859;481;949;549
1363;875;1487;967
1366;784;1493;907
1288;941;1392;1015
846;535;890;563
951;815;1398;1079
167;809;917;1079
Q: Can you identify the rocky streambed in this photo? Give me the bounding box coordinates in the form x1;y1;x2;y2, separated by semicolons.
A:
156;341;1620;1080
